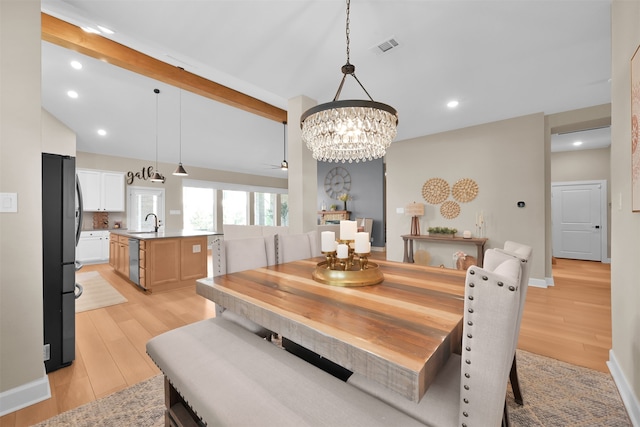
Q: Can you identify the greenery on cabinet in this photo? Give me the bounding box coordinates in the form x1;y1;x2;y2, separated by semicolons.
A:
427;227;458;236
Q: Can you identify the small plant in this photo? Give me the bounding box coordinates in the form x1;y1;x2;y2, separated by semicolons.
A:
428;227;458;236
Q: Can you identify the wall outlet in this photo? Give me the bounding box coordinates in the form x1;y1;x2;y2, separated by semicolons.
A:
193;244;201;253
0;192;17;213
43;344;50;362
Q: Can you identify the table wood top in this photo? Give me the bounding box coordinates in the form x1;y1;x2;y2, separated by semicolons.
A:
197;257;466;402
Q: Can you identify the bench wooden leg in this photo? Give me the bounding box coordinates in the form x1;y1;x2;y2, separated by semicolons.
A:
164;376;202;427
510;354;524;405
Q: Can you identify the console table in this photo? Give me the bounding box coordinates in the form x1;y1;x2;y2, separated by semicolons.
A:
318;210;350;224
402;234;488;267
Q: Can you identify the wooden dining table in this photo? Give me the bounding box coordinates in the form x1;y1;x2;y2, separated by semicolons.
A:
196;257;466;402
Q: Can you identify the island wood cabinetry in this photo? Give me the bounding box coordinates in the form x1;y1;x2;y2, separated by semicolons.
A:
109;234;129;278
110;231;211;293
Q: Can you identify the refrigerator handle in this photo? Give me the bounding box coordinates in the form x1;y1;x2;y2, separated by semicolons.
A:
74;283;83;299
75;174;84;246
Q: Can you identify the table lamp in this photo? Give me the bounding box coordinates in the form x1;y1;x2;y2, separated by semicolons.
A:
405;202;424;236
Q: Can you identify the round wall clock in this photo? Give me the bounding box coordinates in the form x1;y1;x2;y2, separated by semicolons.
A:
324;166;351;199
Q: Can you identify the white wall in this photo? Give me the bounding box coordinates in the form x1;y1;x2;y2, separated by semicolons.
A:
0;0;49;409
610;0;640;421
386;114;546;281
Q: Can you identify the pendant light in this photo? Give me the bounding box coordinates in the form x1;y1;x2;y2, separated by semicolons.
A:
150;88;165;183
280;121;288;170
173;89;189;176
300;0;398;163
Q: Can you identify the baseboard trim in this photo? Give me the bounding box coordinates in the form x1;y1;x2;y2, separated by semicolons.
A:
529;277;548;288
0;368;51;417
608;349;640;426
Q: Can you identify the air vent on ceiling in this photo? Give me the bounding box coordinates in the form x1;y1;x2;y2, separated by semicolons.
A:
374;37;399;54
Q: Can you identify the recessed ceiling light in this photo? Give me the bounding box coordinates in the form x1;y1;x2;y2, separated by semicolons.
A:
97;25;115;35
70;60;82;70
67;90;79;99
97;129;107;136
573;141;583;146
447;100;459;108
81;26;100;34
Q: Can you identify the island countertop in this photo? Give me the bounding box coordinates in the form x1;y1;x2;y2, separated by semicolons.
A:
110;229;221;240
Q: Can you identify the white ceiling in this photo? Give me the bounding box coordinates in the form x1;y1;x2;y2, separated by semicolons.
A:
41;0;612;178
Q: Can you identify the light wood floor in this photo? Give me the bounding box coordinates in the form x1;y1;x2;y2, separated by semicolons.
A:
0;256;611;427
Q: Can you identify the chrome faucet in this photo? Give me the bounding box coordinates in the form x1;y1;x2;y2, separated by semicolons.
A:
145;213;159;232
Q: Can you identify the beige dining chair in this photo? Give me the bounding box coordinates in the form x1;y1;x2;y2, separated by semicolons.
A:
348;252;522;427
355;217;373;238
212;236;276;339
276;231;321;264
487;241;533;406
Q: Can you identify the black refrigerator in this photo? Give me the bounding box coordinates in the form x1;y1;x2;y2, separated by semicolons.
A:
42;153;83;373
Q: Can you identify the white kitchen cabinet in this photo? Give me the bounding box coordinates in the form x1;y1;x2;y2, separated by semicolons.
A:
77;230;110;263
77;169;125;211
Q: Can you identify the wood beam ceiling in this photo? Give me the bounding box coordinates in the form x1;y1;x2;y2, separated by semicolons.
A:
41;13;288;124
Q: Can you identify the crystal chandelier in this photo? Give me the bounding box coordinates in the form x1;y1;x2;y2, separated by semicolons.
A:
300;0;398;163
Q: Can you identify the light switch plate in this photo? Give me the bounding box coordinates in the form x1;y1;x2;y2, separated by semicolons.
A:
170;210;181;215
396;207;404;214
0;193;17;212
193;244;201;253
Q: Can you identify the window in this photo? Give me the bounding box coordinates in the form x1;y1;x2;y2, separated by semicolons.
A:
223;190;248;225
183;187;214;231
127;187;165;231
280;194;289;226
182;179;287;230
254;192;277;226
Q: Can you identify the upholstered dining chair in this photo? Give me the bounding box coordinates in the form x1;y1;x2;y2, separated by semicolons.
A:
348;253;523;427
212;236;276;339
487;241;533;406
276;231;321;264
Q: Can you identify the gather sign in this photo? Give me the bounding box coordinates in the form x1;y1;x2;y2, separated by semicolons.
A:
126;166;162;185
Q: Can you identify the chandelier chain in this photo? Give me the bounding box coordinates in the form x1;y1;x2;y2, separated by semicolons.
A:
345;0;351;64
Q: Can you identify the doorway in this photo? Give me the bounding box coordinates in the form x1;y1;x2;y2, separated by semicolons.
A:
551;180;607;261
127;186;165;231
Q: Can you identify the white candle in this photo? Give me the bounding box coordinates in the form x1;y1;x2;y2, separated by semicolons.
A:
340;220;357;240
355;232;369;253
321;231;336;252
336;243;349;259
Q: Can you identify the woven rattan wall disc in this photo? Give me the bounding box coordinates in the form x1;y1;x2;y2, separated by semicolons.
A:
452;178;479;203
440;200;461;219
422;178;450;204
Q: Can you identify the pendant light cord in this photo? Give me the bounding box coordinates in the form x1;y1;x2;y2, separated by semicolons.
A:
154;88;160;171
179;90;182;163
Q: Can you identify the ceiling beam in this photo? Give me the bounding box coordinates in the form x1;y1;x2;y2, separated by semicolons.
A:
41;13;288;124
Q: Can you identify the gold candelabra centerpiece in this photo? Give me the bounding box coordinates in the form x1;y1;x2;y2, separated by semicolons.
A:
313;222;383;287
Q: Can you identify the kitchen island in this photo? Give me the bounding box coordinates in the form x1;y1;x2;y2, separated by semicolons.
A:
109;230;220;293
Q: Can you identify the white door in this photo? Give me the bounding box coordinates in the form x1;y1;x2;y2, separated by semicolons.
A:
127;187;165;231
551;181;605;261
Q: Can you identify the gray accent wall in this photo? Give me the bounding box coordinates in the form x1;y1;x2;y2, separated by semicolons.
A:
317;159;385;248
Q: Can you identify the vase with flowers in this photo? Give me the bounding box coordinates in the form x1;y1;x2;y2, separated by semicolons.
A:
338;193;352;211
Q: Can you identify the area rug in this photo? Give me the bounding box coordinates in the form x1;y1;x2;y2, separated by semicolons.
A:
75;271;127;313
33;350;631;426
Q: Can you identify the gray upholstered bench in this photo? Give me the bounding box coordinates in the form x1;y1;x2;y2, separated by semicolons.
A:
146;317;425;427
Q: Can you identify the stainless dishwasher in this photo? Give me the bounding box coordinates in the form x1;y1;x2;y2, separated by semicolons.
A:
129;238;140;287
